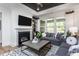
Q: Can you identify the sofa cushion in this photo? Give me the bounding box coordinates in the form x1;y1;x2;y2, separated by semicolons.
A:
46;33;51;37
46;33;55;37
56;33;61;38
60;42;71;49
50;33;55;37
56;47;68;56
56;33;64;41
42;37;54;41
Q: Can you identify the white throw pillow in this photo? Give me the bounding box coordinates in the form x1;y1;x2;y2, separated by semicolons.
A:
42;33;46;37
69;45;79;52
66;36;77;45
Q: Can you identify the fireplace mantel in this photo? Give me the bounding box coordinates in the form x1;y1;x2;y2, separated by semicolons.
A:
15;26;33;46
15;26;32;31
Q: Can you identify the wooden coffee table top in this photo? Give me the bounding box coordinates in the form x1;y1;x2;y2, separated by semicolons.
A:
22;40;50;50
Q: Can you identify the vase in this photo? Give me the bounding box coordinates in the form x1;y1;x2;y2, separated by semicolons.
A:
32;37;39;43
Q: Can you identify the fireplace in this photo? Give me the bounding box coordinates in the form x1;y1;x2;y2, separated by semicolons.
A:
16;27;32;46
18;31;30;46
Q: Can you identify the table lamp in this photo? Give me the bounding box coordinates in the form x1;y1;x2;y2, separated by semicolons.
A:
69;27;78;36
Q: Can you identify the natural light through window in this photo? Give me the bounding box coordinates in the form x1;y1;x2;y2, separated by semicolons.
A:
56;20;65;33
40;18;65;33
47;20;54;33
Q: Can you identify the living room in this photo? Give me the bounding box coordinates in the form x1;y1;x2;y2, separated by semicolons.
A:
0;3;79;56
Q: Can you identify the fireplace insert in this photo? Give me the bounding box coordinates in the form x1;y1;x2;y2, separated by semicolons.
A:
18;31;30;46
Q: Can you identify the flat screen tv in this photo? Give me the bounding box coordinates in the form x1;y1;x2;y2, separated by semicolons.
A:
18;15;32;26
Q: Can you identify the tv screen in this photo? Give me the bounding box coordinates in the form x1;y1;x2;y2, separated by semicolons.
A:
18;15;31;26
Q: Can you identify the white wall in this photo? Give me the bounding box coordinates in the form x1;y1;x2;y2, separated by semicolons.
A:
10;4;34;47
0;13;2;43
0;3;35;47
65;8;79;32
0;5;12;46
39;4;79;32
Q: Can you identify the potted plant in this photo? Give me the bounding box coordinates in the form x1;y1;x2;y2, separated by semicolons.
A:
32;32;42;43
36;32;42;40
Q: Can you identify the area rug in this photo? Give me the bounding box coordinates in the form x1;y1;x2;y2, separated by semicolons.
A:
0;45;59;56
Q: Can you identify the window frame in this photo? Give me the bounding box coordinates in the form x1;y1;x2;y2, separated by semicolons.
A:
56;19;65;33
40;17;66;34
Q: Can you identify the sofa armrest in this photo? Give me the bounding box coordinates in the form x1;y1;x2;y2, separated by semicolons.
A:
60;42;71;48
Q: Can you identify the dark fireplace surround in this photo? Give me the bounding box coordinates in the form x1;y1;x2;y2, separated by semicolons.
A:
18;31;30;46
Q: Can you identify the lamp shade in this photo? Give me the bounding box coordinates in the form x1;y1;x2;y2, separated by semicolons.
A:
69;27;78;35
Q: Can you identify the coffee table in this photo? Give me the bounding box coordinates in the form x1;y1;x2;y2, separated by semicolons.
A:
21;40;51;56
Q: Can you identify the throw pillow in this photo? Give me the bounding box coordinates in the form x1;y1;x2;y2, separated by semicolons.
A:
42;33;46;37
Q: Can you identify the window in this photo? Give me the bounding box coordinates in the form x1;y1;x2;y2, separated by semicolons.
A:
40;18;65;33
40;20;45;32
47;20;54;33
56;19;65;33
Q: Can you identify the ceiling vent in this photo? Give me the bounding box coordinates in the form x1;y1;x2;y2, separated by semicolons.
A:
65;10;74;14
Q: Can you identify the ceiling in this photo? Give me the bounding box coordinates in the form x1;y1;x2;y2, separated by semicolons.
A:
22;3;64;12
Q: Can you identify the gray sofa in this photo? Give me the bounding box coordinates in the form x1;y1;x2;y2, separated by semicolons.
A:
55;42;71;56
42;32;72;56
42;33;64;46
56;36;79;56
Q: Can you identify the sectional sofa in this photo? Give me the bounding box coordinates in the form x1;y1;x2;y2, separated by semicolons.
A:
42;32;71;56
42;32;64;46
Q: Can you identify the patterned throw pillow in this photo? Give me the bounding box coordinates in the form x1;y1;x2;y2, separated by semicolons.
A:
56;33;64;40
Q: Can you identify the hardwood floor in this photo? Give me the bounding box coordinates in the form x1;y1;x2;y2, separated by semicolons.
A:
0;45;16;55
